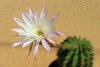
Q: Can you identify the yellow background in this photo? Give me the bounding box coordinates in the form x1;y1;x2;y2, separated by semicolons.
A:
0;0;100;67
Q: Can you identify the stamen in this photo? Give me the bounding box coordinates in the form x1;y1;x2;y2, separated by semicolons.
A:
37;30;44;36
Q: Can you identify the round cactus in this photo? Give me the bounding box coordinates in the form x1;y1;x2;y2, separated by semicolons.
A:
57;36;93;67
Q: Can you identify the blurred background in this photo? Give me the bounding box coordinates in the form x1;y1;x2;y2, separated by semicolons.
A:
0;0;100;67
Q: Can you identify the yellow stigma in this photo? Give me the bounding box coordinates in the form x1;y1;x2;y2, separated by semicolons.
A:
37;30;44;36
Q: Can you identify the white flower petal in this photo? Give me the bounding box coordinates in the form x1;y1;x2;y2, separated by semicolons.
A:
48;31;65;36
29;8;35;24
11;28;24;33
12;39;26;47
22;39;33;48
29;7;34;18
48;13;59;26
42;39;51;52
47;31;59;36
18;33;28;36
14;17;26;28
34;12;38;23
22;12;32;27
40;6;47;21
46;38;56;46
13;17;30;33
57;32;66;36
12;42;22;47
34;41;39;60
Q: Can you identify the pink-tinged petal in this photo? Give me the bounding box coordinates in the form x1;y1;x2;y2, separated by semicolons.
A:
48;31;60;36
46;38;56;46
13;17;29;33
22;12;31;27
11;28;24;33
34;42;39;60
34;12;38;23
29;7;34;18
48;31;65;36
12;42;22;47
57;32;66;36
12;39;26;47
14;17;26;28
29;8;35;23
22;40;33;48
40;6;48;21
17;33;28;36
48;13;59;25
42;39;51;52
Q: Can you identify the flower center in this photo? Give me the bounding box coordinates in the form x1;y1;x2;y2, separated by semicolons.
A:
37;30;44;36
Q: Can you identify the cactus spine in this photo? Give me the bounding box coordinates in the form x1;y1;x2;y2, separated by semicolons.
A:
57;36;93;67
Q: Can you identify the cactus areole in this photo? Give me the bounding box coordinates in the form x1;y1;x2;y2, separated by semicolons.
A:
57;36;93;67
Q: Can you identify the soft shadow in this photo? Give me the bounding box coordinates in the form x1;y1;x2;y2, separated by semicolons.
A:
0;41;22;49
49;59;58;67
0;41;13;47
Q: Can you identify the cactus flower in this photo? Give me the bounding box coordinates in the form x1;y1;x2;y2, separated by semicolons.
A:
12;6;65;59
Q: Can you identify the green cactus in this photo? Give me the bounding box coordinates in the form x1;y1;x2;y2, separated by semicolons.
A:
57;36;93;67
